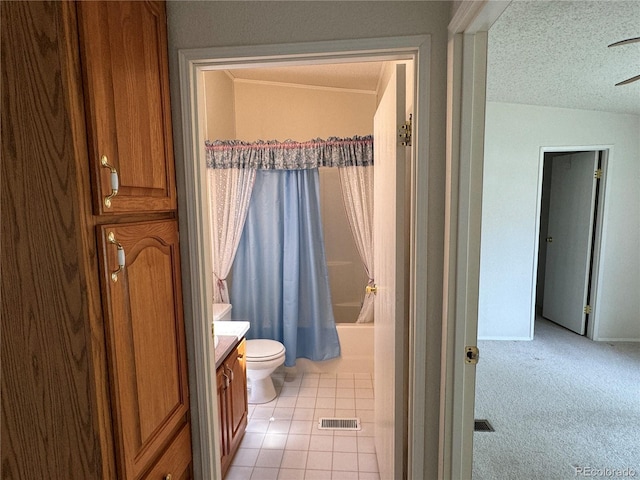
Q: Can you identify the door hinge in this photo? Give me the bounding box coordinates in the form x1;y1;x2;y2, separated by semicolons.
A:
594;169;603;179
465;346;480;365
584;305;592;314
399;114;412;146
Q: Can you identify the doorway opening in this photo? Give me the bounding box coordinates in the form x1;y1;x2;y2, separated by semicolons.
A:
177;36;431;479
535;149;607;339
204;61;405;479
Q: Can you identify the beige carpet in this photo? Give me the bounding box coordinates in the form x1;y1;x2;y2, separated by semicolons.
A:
473;317;640;479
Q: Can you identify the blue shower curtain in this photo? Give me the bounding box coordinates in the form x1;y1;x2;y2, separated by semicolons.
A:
230;169;340;367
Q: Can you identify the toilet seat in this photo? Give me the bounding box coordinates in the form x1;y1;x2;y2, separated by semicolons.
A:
246;339;285;362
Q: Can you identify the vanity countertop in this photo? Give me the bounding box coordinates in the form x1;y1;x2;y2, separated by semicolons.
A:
214;335;241;369
213;320;250;369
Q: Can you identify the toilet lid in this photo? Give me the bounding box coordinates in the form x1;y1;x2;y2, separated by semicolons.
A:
246;339;285;361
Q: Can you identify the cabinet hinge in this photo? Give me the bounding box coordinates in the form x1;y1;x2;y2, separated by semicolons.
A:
584;305;592;314
399;114;412;146
594;169;603;179
465;346;480;365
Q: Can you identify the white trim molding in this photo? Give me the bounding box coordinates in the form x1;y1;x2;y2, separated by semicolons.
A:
442;2;509;478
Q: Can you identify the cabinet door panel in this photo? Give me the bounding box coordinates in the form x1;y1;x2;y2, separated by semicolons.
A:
217;367;231;476
99;220;189;479
228;340;248;444
142;423;192;480
78;1;176;214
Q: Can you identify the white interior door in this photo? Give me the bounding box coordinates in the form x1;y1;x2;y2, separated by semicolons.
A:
542;151;599;334
373;63;407;480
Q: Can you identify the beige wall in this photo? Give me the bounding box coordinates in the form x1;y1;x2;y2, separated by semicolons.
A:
203;71;235;141
234;80;375;141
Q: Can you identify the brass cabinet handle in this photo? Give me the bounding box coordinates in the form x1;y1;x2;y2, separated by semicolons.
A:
164;474;172;480
107;232;125;282
101;155;119;208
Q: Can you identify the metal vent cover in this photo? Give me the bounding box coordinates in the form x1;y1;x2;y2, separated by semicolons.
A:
318;417;361;431
474;419;495;432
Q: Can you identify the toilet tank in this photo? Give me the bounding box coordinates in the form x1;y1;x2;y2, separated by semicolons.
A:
212;303;232;321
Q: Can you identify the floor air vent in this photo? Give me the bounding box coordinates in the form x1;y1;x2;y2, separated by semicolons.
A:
474;419;495;432
318;417;361;431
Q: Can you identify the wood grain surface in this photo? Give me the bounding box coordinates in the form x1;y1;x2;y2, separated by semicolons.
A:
1;2;106;479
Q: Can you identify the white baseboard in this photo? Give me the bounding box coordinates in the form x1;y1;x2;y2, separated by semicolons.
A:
477;336;533;341
593;337;640;342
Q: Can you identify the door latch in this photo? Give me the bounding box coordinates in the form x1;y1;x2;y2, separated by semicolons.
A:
465;346;480;365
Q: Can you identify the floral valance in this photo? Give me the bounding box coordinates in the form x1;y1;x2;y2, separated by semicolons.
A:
205;135;373;170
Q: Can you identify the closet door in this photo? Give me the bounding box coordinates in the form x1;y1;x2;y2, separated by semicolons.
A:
78;1;176;215
98;220;189;479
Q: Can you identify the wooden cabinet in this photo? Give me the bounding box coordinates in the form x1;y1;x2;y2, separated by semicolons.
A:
1;1;190;479
141;423;192;480
217;339;248;476
77;1;177;215
98;220;189;479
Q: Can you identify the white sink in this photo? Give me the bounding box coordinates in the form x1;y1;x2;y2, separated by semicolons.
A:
213;320;250;340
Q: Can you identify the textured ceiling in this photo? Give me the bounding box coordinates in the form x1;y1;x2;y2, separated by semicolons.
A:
487;0;640;115
225;1;640;116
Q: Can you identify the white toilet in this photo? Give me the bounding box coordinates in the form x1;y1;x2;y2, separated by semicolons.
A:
245;338;286;404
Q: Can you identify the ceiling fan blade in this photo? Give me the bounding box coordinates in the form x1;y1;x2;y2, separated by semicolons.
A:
615;74;640;86
608;37;640;47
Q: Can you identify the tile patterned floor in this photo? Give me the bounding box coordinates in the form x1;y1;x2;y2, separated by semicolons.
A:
225;369;380;480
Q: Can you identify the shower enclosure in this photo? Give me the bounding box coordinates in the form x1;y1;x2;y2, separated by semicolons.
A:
319;167;370;324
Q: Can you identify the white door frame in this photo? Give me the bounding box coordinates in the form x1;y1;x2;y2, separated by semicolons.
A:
443;2;510;478
444;4;614;478
533;146;610;340
177;36;431;480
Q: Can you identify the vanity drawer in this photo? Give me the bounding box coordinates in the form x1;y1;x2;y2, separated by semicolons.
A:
142;423;192;480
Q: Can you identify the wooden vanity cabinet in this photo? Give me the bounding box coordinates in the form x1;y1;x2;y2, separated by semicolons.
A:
217;339;248;476
1;1;191;479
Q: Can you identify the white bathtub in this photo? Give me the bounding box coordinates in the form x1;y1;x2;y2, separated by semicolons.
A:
288;323;374;376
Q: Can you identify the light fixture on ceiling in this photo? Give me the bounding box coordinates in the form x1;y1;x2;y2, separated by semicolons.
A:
608;36;640;86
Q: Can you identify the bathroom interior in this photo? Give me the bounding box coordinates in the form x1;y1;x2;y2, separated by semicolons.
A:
205;60;409;477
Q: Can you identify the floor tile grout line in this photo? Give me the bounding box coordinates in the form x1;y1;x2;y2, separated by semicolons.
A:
232;370;378;478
